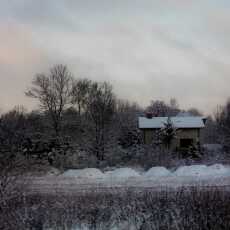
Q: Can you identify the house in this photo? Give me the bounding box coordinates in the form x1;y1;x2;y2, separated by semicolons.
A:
138;114;206;149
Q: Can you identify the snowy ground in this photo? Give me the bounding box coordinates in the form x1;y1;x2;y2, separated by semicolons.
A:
27;164;230;194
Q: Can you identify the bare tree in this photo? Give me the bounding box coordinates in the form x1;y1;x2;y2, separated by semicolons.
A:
187;107;203;116
71;78;92;117
146;100;169;116
26;65;73;136
169;98;180;116
200;115;219;144
86;81;116;161
215;101;230;149
146;99;180;117
115;100;143;148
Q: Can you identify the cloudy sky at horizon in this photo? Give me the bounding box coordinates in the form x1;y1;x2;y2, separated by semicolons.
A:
1;0;230;115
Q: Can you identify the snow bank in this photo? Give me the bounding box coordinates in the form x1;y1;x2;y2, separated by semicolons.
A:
173;164;230;177
62;168;105;179
106;168;140;179
62;164;230;181
208;164;230;176
144;167;171;178
174;165;208;177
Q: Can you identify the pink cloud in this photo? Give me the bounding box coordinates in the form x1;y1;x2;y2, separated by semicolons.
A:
0;22;53;112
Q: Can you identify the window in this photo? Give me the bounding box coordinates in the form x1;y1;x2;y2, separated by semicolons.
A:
180;138;193;148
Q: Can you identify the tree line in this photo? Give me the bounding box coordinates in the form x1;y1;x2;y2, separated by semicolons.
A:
0;64;229;168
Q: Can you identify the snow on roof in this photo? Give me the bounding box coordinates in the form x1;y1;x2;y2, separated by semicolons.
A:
138;116;205;129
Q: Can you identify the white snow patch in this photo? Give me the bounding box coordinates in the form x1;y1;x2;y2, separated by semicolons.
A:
208;164;230;176
173;164;230;177
62;168;105;179
144;167;171;178
61;164;230;182
106;168;140;179
174;165;209;177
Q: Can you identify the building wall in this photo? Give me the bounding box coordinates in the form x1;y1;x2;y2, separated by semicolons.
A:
142;128;201;149
143;129;160;145
172;128;200;149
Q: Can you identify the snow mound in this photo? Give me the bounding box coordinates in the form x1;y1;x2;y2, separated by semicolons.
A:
106;168;140;179
63;168;105;179
174;165;209;177
174;164;230;177
208;164;230;175
62;164;230;181
144;167;171;178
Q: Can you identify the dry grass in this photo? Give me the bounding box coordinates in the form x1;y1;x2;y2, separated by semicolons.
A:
1;187;230;230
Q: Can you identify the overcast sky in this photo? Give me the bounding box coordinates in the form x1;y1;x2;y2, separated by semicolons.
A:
1;0;230;114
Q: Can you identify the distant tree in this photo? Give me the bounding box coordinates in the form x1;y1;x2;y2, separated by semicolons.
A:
146;99;180;117
0;107;51;164
200;115;219;144
26;65;73;136
115;100;141;132
187;108;203;116
26;110;48;135
71;78;92;117
169;98;180;116
146;100;170;116
115;100;143;148
86;82;116;161
215;101;230;149
0;106;28;157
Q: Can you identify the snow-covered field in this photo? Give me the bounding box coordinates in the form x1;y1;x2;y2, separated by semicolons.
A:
21;165;230;230
28;164;230;194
